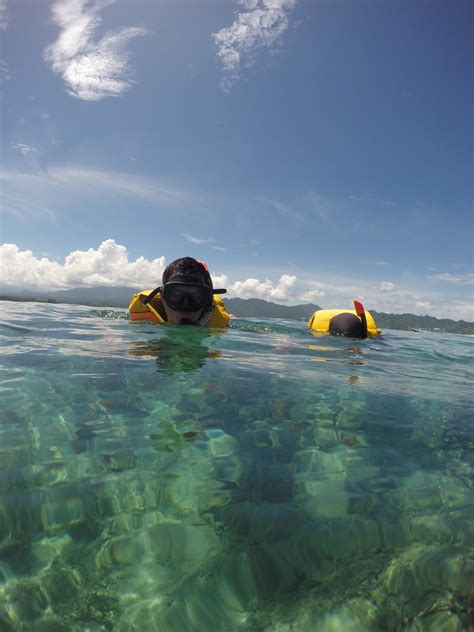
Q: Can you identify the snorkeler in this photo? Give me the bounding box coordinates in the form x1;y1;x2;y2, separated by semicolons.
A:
308;300;380;338
129;257;230;326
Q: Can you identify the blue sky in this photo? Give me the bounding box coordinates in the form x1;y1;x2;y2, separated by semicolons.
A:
1;0;472;319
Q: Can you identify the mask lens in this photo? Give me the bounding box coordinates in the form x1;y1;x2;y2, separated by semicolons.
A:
163;284;211;312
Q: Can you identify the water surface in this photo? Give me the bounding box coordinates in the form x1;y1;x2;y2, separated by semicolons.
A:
0;300;473;631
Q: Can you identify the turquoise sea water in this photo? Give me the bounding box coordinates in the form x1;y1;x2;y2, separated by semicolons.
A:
0;300;473;631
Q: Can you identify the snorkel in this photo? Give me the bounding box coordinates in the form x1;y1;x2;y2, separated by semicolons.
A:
353;299;368;339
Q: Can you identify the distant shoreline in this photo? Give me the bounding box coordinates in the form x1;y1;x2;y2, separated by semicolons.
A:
1;294;473;335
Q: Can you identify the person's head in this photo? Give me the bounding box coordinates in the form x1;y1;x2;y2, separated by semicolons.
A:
329;312;365;338
159;257;221;325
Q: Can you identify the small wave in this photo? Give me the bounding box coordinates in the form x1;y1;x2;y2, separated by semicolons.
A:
231;317;306;335
94;309;129;320
0;321;33;333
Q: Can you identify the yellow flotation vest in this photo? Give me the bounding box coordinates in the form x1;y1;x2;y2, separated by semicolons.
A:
129;290;230;328
308;309;380;336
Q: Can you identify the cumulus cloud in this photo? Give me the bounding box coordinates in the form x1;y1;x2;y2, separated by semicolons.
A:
213;0;296;90
1;240;472;319
44;0;146;101
432;273;474;285
0;240;298;301
228;273;298;301
210;273;230;289
0;240;166;290
380;281;395;293
182;233;214;245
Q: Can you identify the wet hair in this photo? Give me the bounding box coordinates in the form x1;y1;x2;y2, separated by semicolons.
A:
329;313;364;338
162;257;213;289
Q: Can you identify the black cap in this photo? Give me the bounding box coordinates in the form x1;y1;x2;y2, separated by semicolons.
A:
162;257;213;288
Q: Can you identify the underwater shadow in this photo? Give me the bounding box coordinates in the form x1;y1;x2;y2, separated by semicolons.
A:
128;327;224;375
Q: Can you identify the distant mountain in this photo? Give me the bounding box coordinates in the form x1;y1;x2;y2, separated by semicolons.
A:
225;300;474;334
224;298;321;320
0;286;138;308
371;311;474;335
1;289;473;334
50;286;140;307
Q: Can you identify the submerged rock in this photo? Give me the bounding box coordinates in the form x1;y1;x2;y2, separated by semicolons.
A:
403;610;463;632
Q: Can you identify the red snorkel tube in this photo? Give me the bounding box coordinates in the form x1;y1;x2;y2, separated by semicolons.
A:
353;299;368;339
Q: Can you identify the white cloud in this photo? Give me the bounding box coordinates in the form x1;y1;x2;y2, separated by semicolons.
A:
297;272;474;321
182;233;214;245
48;167;189;202
306;191;331;221
380;281;395;293
414;301;431;312
0;59;9;77
0;241;297;301
300;289;325;303
44;0;147;101
11;143;39;156
228;273;297;301
359;290;474;321
0;60;10;88
0;0;8;30
348;194;371;202
0;240;165;290
432;273;474;285
0;166;193;219
1;240;472;320
212;246;226;252
213;0;296;90
257;195;305;222
210;273;230;289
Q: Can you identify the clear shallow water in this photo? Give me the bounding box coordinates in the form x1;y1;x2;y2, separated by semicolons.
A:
0;300;473;632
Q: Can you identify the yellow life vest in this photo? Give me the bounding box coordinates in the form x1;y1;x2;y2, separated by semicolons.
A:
308;309;380;336
129;291;230;328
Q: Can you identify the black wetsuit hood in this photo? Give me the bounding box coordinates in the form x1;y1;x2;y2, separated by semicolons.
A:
329;312;366;338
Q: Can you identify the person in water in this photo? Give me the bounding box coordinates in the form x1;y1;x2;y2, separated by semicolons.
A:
308;299;379;338
141;257;227;325
329;312;367;338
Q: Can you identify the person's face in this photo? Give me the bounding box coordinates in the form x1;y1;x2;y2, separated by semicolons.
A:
162;300;205;325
